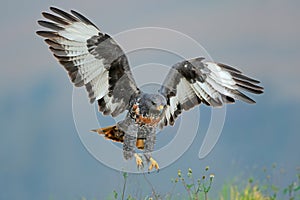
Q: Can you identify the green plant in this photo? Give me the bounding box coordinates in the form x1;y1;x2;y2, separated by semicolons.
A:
219;165;300;200
282;168;300;200
111;172;136;200
220;184;271;200
172;166;215;200
107;165;300;200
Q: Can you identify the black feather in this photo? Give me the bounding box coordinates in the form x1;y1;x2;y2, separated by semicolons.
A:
36;30;58;38
218;63;242;73
38;20;64;31
71;10;99;29
169;114;175;125
175;61;199;83
221;95;235;104
233;78;264;93
42;12;70;25
49;46;68;56
45;39;64;50
232;90;256;104
237;84;264;94
50;7;79;22
231;72;260;84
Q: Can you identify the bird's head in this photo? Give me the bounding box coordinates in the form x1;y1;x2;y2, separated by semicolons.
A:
142;93;167;117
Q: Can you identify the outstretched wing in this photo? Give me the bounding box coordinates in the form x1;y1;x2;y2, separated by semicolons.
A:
36;7;139;117
159;57;263;127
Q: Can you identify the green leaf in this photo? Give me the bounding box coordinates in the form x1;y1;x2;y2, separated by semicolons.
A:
187;184;194;190
294;186;300;192
113;190;118;199
271;185;279;192
123;172;128;179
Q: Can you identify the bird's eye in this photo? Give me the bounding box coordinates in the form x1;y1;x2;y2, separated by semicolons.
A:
151;101;155;105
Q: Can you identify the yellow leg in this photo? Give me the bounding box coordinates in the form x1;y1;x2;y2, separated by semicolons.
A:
148;157;159;172
134;153;143;169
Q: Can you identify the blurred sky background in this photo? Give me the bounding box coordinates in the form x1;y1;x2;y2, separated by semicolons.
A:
1;0;299;199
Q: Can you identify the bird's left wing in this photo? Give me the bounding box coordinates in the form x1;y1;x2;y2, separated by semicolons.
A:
159;57;263;128
36;7;139;117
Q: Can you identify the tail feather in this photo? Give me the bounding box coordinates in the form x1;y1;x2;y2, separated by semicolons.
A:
91;125;124;142
91;125;145;149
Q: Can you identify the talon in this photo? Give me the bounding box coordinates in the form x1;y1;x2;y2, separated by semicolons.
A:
134;153;143;169
148;157;159;172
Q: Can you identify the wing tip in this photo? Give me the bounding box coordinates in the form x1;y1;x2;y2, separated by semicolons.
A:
49;6;63;13
217;63;242;74
49;6;78;22
36;30;57;38
235;90;257;104
37;20;64;31
70;9;99;29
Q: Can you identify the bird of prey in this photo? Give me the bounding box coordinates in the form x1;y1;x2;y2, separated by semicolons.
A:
36;7;263;172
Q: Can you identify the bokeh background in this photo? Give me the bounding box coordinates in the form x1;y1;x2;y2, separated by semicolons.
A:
1;1;299;199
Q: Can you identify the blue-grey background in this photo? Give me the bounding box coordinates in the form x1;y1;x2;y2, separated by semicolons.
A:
1;1;299;199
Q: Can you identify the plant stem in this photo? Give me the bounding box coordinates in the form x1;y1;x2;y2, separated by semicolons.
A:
121;174;127;200
180;178;192;199
143;173;159;200
168;181;177;200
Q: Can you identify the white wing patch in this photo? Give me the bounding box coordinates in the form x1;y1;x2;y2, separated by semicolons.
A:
58;22;99;42
205;62;236;89
94;70;109;100
177;78;194;103
161;78;201;127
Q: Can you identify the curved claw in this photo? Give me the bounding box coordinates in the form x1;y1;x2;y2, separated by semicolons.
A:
134;153;143;169
148;157;159;172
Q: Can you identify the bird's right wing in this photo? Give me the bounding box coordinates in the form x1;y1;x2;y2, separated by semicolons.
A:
36;7;139;117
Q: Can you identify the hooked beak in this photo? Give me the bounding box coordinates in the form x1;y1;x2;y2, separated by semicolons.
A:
157;105;164;111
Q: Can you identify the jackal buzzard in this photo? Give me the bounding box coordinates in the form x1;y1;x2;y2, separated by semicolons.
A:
36;7;263;171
